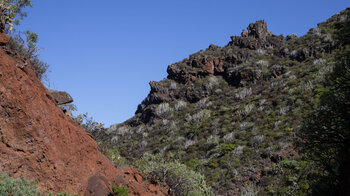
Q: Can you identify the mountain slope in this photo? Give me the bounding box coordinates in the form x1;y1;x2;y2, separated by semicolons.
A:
0;34;169;195
96;8;350;195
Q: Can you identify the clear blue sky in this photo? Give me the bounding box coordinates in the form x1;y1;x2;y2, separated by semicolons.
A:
17;0;349;127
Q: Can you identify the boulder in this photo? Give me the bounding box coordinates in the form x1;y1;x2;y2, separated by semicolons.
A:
48;90;73;105
84;174;113;196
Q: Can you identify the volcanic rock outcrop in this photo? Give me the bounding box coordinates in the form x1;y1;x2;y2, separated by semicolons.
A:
131;21;293;125
0;34;169;195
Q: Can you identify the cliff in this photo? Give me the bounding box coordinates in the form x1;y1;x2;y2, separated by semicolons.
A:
0;34;169;195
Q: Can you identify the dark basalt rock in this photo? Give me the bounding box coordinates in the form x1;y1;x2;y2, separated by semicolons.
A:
137;20;295;120
185;85;211;103
207;44;220;51
289;48;311;62
136;81;184;114
225;66;262;87
230;20;283;50
245;20;272;40
167;20;279;85
135;79;213;120
230;36;261;50
139;106;157;124
225;50;254;65
167;64;198;84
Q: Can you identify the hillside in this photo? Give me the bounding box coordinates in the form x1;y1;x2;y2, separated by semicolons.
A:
95;8;350;195
0;34;169;195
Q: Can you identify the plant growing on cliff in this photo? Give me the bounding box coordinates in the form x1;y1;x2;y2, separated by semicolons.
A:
6;30;49;80
1;0;48;80
0;0;32;33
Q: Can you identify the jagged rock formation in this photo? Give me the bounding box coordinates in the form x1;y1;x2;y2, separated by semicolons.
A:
130;19;326;126
96;8;350;195
166;20;283;85
0;34;169;195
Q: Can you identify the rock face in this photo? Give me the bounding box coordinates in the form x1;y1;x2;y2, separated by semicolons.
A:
133;19;333;123
0;33;9;45
245;20;272;40
166;20;286;85
132;21;291;124
48;90;74;105
0;46;169;195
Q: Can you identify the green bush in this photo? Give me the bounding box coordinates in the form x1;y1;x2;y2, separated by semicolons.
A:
0;172;40;196
75;113;104;134
0;172;78;196
221;144;236;153
240;183;259;196
55;193;78;196
112;184;129;196
106;149;127;166
135;154;214;196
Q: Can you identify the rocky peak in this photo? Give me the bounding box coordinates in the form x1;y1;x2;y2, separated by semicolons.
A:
230;20;280;50
136;14;341;123
166;20;284;85
242;20;272;40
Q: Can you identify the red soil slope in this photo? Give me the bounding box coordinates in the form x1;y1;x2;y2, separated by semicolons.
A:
0;34;168;195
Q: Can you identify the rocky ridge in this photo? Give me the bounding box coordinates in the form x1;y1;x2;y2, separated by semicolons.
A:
97;8;350;195
130;17;334;125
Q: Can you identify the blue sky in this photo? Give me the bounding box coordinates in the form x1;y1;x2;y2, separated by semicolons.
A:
17;0;349;127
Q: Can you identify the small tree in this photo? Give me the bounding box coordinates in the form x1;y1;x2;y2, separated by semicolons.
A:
298;18;350;193
0;0;49;80
0;0;32;33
